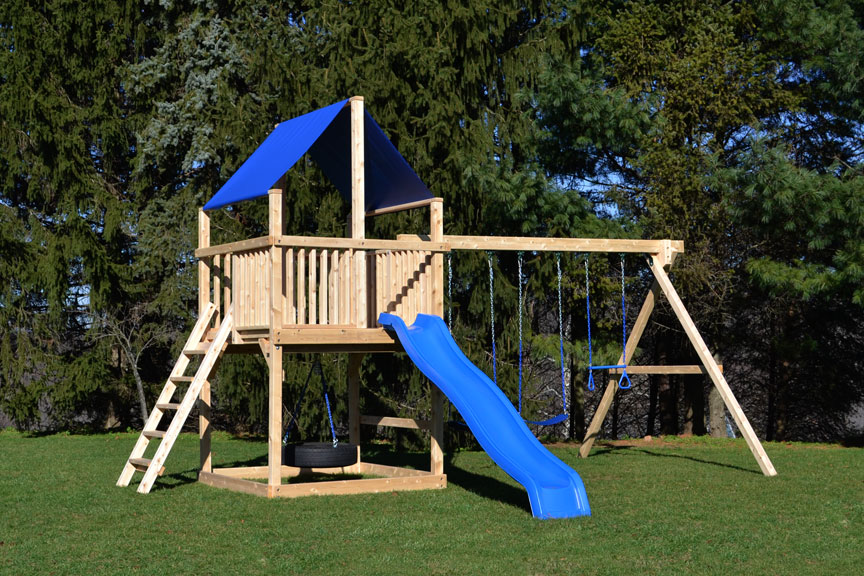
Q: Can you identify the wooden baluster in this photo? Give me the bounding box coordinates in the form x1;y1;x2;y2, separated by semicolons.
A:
309;249;317;325
297;248;306;325
286;248;295;324
332;250;340;324
320;249;328;325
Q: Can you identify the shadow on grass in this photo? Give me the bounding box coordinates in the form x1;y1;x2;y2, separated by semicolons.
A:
148;468;199;492
590;444;762;475
360;448;529;513
445;455;530;514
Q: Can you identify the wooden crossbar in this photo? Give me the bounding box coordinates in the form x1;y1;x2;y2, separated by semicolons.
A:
442;235;683;254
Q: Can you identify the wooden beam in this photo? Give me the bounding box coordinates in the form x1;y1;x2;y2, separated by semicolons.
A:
360;415;432;430
198;471;269;497
357;462;432;478
194;236;273;258
351;97;367;329
607;365;723;375
348;354;363;444
649;254;777;477
267;341;283;488
274;327;397;346
199;378;212;474
365;197;439;217
270;474;446;498
443;235;684;254
198;210;211;315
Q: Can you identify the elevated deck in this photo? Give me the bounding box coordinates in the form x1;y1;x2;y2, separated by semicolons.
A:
195;230;448;353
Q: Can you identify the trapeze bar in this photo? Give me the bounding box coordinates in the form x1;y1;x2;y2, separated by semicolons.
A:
589;364;628;370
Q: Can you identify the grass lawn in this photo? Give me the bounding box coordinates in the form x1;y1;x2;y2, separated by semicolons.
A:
0;430;861;575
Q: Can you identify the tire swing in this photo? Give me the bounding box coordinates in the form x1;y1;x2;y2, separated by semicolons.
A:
282;360;358;468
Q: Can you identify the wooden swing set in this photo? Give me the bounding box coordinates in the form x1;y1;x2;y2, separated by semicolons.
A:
117;97;776;502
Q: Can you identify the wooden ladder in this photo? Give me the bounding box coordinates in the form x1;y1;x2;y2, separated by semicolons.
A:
117;303;233;494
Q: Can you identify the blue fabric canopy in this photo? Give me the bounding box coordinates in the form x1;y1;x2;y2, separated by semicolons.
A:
203;99;432;211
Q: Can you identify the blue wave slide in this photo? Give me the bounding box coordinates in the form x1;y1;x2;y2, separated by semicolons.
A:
379;313;591;519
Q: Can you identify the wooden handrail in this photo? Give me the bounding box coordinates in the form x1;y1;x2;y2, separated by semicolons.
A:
365;197;442;217
195;236;272;258
277;236;449;252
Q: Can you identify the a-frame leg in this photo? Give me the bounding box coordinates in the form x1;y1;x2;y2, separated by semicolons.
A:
649;254;777;477
580;281;659;457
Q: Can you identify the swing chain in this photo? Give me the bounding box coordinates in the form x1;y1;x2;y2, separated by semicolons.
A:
517;251;524;414
487;251;497;384
447;252;453;332
556;253;567;412
584;257;596;391
621;255;627;354
618;255;632;390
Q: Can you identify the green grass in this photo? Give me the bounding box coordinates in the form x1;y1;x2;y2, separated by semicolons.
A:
1;431;861;575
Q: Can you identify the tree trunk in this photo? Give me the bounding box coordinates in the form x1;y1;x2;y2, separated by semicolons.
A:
647;376;658;436
683;373;706;435
656;334;678;434
568;351;585;440
130;364;149;424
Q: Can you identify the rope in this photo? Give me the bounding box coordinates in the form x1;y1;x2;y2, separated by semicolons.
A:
618;255;632;390
321;365;339;447
487;251;497;384
517;251;524;414
556;253;567;412
282;362;318;444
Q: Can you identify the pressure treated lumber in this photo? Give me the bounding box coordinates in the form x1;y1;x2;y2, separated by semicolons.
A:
443;235;683;254
360;415;432;430
649;254;777;476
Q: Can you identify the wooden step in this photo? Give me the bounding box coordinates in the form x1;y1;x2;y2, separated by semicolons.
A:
129;458;165;476
155;402;181;410
183;345;210;355
143;430;166;439
170;376;194;383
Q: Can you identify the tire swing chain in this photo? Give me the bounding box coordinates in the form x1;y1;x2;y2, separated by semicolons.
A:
282;360;339;448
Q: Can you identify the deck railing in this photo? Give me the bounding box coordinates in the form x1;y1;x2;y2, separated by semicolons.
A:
196;235;448;342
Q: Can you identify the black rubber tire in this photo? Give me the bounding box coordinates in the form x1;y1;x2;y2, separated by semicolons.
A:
283;442;358;468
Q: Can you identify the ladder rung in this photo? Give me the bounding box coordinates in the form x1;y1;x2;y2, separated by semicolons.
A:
155;402;181;410
170;376;194;383
143;430;166;439
129;458;165;476
183;345;209;355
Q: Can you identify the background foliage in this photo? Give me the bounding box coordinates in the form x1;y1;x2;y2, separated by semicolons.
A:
1;0;862;444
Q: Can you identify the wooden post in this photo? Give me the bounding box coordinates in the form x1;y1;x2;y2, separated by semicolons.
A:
268;184;285;491
198;210;212;473
579;280;659;457
348;354;363;446
350;96;367;328
428;198;445;474
649;254;777;476
430;198;444;316
198;210;211;316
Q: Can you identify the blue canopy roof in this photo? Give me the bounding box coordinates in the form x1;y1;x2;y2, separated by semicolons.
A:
203;99;432;211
